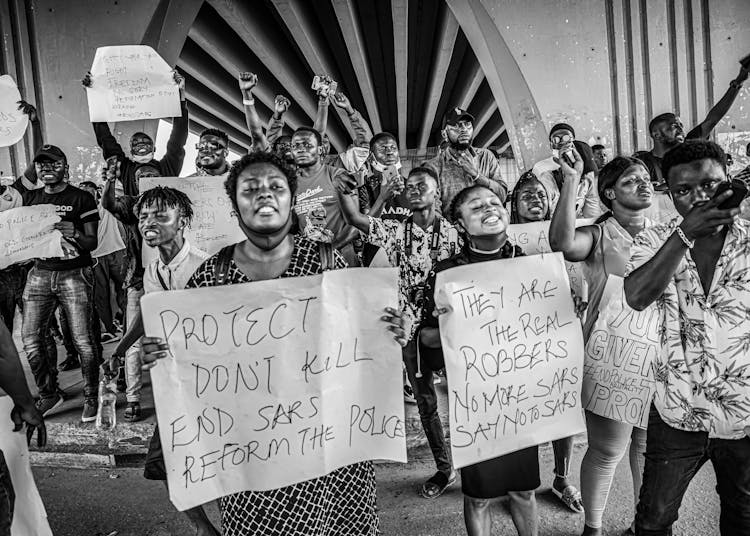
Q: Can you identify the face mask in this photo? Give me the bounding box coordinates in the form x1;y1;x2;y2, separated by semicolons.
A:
132;153;154;164
370;159;401;173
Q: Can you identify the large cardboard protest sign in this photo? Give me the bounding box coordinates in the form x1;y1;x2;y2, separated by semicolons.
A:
0;75;28;147
506;219;595;299
0;397;54;536
582;276;657;429
86;45;180;122
139;176;246;265
141;268;406;511
435;253;586;469
0;205;63;269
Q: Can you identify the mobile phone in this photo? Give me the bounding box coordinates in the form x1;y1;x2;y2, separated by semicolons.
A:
561;149;576;167
714;179;748;210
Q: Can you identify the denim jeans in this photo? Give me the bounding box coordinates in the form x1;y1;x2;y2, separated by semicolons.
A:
21;266;100;400
93;250;126;333
0;449;13;536
403;338;452;476
124;286;144;403
635;405;750;535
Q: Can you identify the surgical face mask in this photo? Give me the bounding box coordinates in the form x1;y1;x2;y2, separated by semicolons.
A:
370;159;401;173
132;153;154;164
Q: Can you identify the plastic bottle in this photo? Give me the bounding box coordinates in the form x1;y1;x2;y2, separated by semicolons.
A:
96;378;117;431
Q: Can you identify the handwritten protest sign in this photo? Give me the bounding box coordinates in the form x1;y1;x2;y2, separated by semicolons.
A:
139;176;246;265
86;45;180;122
0;75;28;147
435;253;585;469
0;397;54;536
141;268;406;511
582;276;657;428
0;205;63;269
506;219;595;300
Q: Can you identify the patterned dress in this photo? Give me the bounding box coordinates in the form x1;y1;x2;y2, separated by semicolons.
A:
185;235;379;536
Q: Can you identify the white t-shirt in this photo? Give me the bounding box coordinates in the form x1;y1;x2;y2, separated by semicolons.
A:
143;239;209;293
0;185;23;212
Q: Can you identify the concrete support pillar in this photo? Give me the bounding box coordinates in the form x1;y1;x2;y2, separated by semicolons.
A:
446;0;549;170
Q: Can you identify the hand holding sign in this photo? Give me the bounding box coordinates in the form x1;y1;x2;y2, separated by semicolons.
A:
434;254;586;469
85;45;181;122
140;268;406;511
0;75;29;147
0;205;64;269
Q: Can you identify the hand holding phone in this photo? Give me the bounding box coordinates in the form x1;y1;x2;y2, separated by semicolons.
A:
714;179;748;210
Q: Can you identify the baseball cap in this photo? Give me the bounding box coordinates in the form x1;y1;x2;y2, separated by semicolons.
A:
443;107;474;128
33;144;67;163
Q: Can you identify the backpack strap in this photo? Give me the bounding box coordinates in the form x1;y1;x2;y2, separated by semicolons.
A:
213;245;235;285
317;241;335;272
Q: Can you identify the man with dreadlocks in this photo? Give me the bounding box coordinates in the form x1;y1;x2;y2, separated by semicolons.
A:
111;186;208;421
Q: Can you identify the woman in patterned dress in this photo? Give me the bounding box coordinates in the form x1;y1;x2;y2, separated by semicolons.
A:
140;151;407;536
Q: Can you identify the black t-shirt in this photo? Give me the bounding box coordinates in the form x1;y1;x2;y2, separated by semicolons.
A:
633;151;665;191
634;126;705;191
22;184;99;271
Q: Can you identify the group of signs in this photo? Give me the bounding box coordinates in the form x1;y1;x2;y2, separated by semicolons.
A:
0;45;657;525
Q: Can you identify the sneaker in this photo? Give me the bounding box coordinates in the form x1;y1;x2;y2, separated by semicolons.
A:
59;357;80;371
101;332;121;344
403;384;417;404
36;394;64;417
82;398;98;423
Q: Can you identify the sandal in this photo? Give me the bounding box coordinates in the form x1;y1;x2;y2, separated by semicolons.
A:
419;470;456;499
123;402;142;422
552;484;584;513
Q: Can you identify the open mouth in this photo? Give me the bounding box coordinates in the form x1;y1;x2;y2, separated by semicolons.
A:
482;213;501;225
256;206;277;215
143;229;159;239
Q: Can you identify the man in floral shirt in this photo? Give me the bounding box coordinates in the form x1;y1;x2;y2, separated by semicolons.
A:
334;166;462;499
624;140;750;535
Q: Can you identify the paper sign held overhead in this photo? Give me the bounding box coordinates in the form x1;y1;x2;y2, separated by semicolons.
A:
0;75;29;147
139;176;246;266
435;253;586;469
0;205;64;269
582;276;657;429
141;268;406;511
86;45;180;122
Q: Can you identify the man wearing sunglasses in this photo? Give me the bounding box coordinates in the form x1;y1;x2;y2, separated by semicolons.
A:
189;129;230;178
20;145;101;423
423;107;508;216
535;123;601;218
82;69;189;196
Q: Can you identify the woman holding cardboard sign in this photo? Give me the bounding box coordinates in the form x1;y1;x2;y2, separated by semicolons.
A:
421;184;540;536
510;171;585;514
549;150;654;536
140;151;407;536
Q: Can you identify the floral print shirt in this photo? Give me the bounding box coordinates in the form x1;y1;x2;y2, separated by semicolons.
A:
366;216;461;340
626;217;750;439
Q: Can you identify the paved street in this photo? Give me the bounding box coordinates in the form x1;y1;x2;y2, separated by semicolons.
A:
35;443;720;536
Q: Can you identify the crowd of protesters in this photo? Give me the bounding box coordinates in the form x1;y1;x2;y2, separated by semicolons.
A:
1;49;750;536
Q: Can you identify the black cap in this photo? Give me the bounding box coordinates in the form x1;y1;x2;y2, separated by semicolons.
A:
33;144;67;163
442;107;474;128
549;123;576;139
